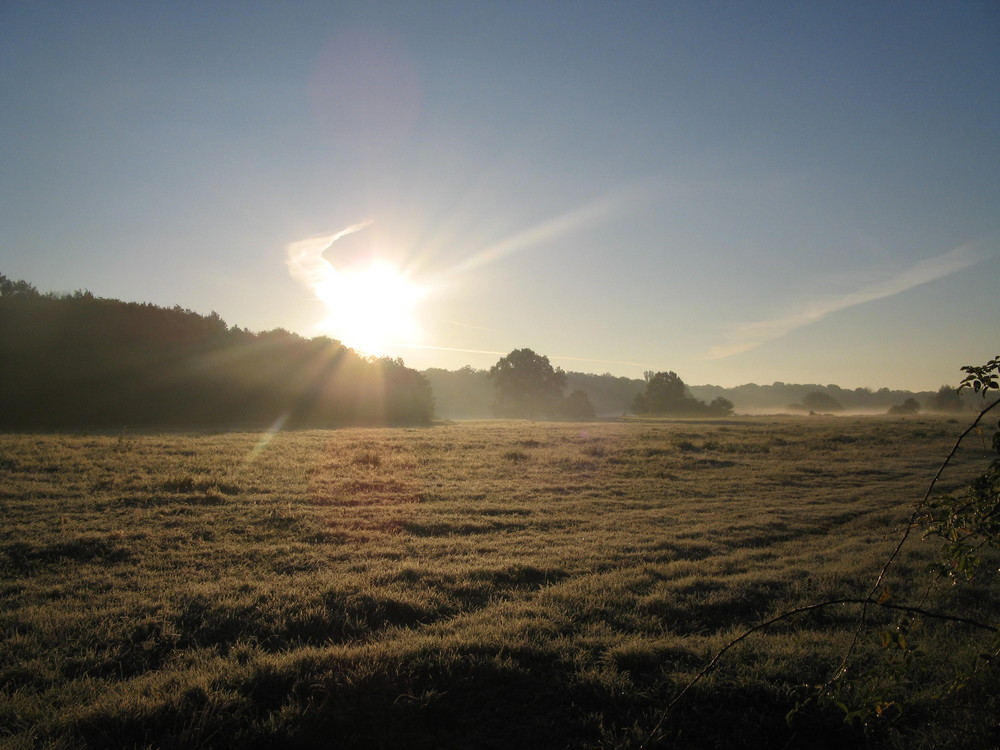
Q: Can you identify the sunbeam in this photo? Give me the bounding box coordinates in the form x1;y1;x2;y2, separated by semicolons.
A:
285;223;426;355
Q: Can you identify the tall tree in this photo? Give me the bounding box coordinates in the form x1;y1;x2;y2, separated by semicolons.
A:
632;371;689;414
489;348;567;419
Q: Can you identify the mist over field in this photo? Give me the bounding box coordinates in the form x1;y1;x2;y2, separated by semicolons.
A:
424;366;967;421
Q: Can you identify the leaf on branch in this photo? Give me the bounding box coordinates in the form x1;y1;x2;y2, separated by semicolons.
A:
959;355;1000;396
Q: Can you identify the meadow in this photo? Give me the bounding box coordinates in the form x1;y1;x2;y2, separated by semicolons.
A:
1;416;997;749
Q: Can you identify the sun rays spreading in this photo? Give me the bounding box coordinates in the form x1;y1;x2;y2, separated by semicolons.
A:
284;184;664;365
285;223;426;356
314;258;424;355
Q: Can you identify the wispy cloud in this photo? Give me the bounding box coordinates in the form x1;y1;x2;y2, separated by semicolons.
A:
707;240;986;360
284;221;373;293
446;182;669;278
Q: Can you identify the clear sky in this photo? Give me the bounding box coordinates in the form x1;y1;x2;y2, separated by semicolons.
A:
2;1;997;391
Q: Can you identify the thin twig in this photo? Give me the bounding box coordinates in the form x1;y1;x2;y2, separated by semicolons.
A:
828;398;1000;685
872;599;996;631
640;596;996;748
642;399;1000;749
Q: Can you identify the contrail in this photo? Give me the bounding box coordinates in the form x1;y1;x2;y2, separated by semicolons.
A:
707;239;988;360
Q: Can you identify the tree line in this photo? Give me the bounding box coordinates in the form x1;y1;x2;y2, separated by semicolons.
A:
424;364;974;420
1;273;978;428
0;275;433;428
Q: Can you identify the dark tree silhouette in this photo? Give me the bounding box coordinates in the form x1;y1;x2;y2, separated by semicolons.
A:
489;348;567;419
633;371;691;414
0;274;40;298
708;396;735;417
0;276;435;428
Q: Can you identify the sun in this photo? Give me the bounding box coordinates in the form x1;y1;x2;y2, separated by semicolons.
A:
284;225;428;356
314;259;424;355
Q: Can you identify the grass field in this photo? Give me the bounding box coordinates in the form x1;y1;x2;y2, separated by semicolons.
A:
1;417;997;749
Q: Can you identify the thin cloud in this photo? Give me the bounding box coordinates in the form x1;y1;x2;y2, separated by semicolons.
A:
707;241;985;360
446;182;670;278
285;221;373;292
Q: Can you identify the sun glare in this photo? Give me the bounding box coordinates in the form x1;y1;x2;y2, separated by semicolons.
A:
315;259;424;355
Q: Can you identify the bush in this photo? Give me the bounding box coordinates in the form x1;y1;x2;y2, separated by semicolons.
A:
887;397;920;415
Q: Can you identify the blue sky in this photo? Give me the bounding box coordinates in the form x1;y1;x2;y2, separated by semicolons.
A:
2;1;997;390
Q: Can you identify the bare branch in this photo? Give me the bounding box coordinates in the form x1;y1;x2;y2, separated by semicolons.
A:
643;364;1000;749
641;596;996;748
